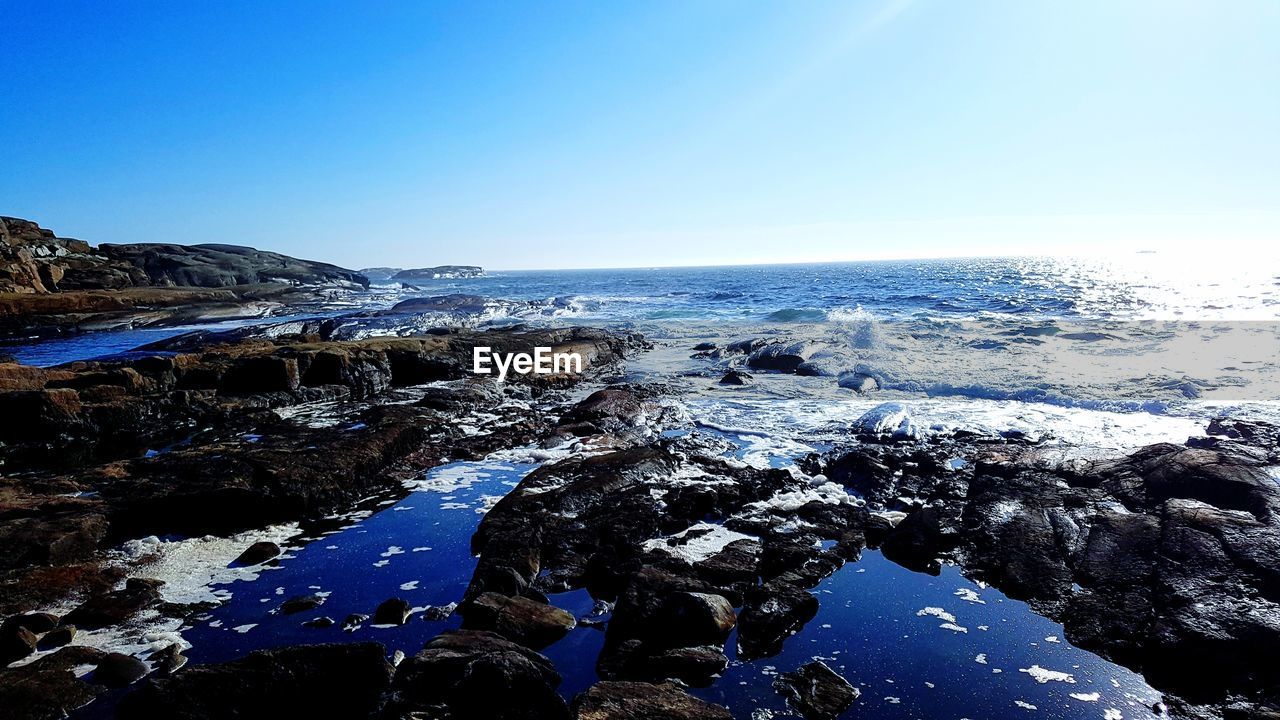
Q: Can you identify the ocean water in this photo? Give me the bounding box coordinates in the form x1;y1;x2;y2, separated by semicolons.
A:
15;255;1279;717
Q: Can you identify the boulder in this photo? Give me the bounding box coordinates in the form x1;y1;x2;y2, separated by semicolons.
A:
656;591;736;647
837;371;878;393
461;592;577;649
37;624;76;649
0;646;104;719
774;661;860;720
393;629;568;719
747;341;816;372
280;593;325;615
572;681;731;720
93;652;150;688
851;402;917;440
0;623;38;664
233;541;282;566
719;369;753;386
372;597;411;626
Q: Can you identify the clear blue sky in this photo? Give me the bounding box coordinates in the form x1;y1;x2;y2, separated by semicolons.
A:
3;1;1277;270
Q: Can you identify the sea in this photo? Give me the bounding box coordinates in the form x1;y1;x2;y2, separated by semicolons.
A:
12;254;1280;719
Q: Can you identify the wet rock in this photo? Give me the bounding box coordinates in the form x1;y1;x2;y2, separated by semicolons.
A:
302;616;335;629
422;602;457;621
572;681;732;720
559;388;644;432
233;540;282;566
93;652;149;688
851;402;917;440
0;645;104;719
719;369;753;385
691;342;717;351
0;623;38;664
393;629;568;719
794;361;832;377
837;371;878;393
657;591;736;646
578;599;613;628
747;341;817;372
63;577;164;629
341;614;368;631
37;624;76;649
4;611;59;634
461;592;576;649
724;338;767;356
280;593;325;615
117;642;393;719
372;597;411;626
148;643;188;676
737;580;819;660
774;661;860;720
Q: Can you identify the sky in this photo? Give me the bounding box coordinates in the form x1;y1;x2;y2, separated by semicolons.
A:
3;1;1278;271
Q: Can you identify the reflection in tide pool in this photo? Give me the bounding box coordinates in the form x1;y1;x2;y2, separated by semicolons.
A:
169;449;1162;720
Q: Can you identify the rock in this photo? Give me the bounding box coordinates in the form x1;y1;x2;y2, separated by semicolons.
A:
461;592;577;649
837;371;878;393
794;361;832;377
302;616;335;629
37;624;76;649
149;643;188;676
97;242;369;290
719;369;753;385
4;612;59;634
341;614;369;631
117;642;393;719
280;593;325;615
93;652;149;687
0;646;104;719
692;342;717;351
559;388;644;432
233;540;282;566
0;623;38;664
737;581;819;660
422;602;457;621
774;661;860;720
392;266;484;281
372;597;411;626
851;402;917;440
747;341;816;372
393;629;568;719
572;681;732;720
657;591;736;646
63;577;164;629
724;338;767;356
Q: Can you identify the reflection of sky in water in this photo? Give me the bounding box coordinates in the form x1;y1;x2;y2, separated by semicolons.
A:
175;448;1161;719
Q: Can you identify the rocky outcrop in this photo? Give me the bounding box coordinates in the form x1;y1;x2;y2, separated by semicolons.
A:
818;425;1280;716
392;266;484;281
0;217;369;337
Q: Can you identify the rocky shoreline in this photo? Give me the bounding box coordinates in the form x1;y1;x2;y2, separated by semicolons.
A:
0;241;1278;719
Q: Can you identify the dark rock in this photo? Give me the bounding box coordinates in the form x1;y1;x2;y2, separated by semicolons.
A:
747;341;816;372
98;242;369;290
280;593;325;615
837;371;878;393
342;614;368;631
794;361;832;377
0;645;104;719
372;597;411;625
461;592;576;649
64;577;164;629
93;652;149;687
149;643;189;676
656;591;736;647
302;616;335;629
117;642;393;719
422;602;458;621
393;629;568;719
719;369;753;386
571;681;731;720
559;388;644;431
392;266;484;281
37;624;76;649
774;661;860;720
737;581;819;660
724;338;767;356
691;342;717;351
1;623;38;664
233;540;282;566
4;612;59;634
